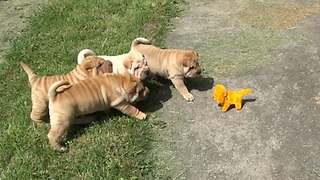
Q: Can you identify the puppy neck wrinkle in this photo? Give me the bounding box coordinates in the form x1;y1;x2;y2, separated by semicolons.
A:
71;66;88;80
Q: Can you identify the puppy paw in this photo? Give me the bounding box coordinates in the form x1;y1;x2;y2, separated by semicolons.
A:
51;144;67;152
58;145;67;152
183;93;195;101
136;112;147;120
34;122;47;127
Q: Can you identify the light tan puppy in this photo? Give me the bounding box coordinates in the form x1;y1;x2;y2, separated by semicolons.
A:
131;38;201;101
20;56;113;125
77;38;151;80
47;73;149;151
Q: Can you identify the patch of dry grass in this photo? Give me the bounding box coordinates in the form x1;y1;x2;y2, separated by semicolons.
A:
239;2;320;29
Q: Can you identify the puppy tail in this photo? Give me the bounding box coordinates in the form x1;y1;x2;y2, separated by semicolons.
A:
241;88;251;96
19;61;37;85
48;80;71;102
131;37;151;48
77;49;96;64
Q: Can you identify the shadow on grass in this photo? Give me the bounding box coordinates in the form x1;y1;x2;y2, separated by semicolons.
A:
64;110;116;146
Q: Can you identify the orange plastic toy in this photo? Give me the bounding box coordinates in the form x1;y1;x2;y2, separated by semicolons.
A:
212;84;251;112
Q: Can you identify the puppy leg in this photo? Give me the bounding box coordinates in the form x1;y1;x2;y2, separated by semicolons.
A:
47;115;71;151
114;101;146;120
30;96;49;125
171;77;194;101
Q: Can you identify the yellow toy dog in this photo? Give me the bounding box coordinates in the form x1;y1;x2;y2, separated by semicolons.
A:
213;84;251;112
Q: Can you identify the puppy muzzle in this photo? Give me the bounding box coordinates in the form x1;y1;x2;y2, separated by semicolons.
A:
187;67;201;78
136;66;150;80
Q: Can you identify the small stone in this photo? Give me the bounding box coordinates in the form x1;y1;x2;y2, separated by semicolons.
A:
15;6;23;10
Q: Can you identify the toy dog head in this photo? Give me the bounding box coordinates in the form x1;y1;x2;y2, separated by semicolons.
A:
213;84;227;104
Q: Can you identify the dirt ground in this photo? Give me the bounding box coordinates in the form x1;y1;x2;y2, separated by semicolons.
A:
1;0;319;179
0;0;46;63
152;0;320;179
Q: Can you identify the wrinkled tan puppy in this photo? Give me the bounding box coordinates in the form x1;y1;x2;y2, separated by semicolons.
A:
131;37;201;101
77;38;151;80
47;73;149;151
20;56;113;125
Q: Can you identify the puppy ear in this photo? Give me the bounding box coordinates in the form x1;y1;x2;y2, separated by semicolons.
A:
123;58;132;69
123;73;138;93
180;52;196;67
80;57;96;70
127;82;138;93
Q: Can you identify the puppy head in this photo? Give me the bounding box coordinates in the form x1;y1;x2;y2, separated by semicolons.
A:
124;51;150;80
80;56;113;75
122;73;149;102
213;84;227;104
181;51;201;78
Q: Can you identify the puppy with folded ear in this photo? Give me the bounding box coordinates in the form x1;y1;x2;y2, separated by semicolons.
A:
130;37;201;101
20;56;113;125
81;55;113;76
77;38;151;80
47;73;149;151
213;84;251;112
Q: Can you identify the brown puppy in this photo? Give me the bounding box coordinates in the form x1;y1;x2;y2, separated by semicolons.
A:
77;38;151;80
47;73;149;151
131;37;201;101
20;56;113;125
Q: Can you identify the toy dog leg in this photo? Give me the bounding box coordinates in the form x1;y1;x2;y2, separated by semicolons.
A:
235;103;242;110
222;103;230;112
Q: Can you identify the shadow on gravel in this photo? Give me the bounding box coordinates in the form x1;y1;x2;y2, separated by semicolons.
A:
139;76;214;113
216;98;257;112
242;98;256;106
186;75;214;92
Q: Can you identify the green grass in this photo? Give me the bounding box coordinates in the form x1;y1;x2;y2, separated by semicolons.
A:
0;0;184;178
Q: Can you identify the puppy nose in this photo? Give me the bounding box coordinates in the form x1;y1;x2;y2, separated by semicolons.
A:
197;68;201;74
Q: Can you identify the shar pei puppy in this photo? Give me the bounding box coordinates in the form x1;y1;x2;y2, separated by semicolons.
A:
77;38;151;80
47;72;149;151
130;37;201;101
20;56;113;125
